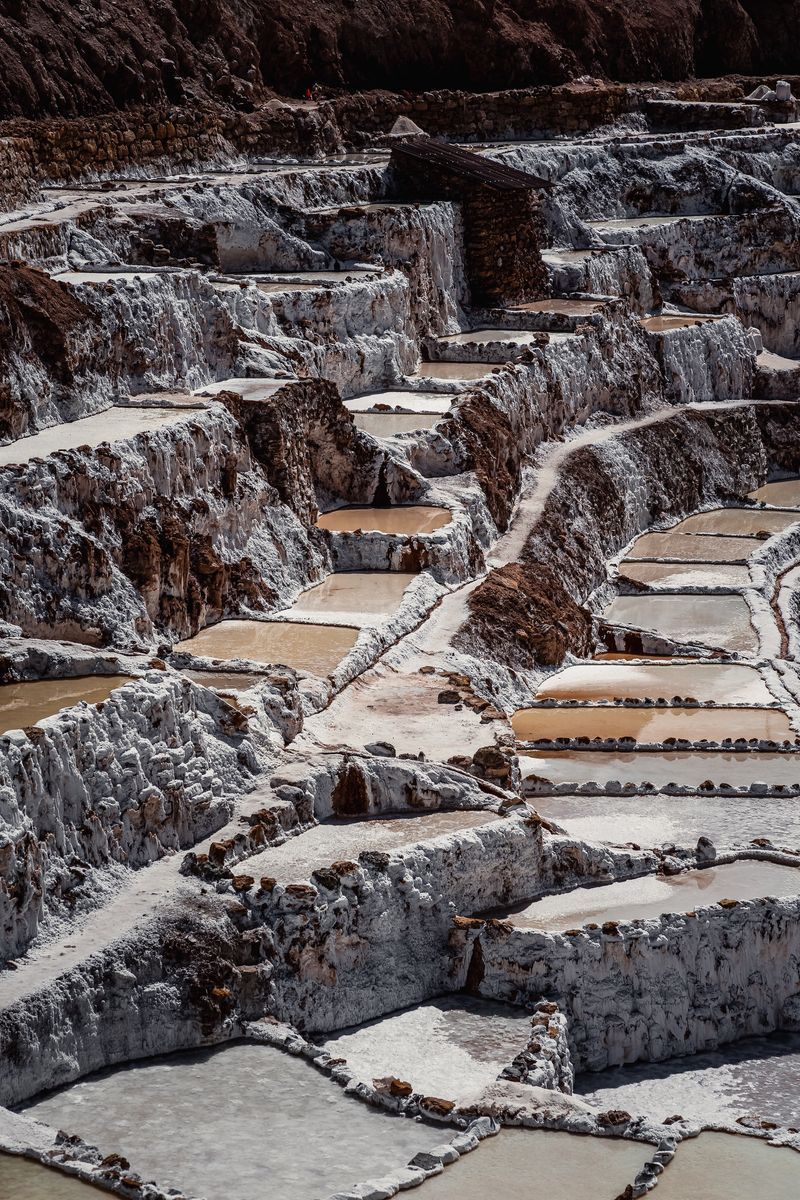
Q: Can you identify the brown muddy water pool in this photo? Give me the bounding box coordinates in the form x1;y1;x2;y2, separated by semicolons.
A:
510;298;604;316
354;413;440;436
641;314;721;331
414;362;502;380
437;329;541;346
651;1134;799;1200
0;676;133;735
673;508;800;536
414;1128;651;1199
625;531;760;563
512;705;793;744
618;561;751;589
521;749;800;788
21;1044;445;1200
484;860;800;931
577;1031;800;1132
749;479;800;507
320;995;530;1100
603;594;758;653
175;620;358;675
316;505;452;534
534;662;772;705
243;810;497;883
0;408;200;467
181;671;267;691
284;572;418;619
0;1156;110;1200
531;791;800;849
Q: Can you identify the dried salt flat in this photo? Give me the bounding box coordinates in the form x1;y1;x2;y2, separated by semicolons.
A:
603;594;759;654
413;362;504;380
52;269;165;285
181;671;267;691
344;391;458;414
414;1128;652;1199
576;1030;800;1130
0;408;201;467
246;811;498;885
520;749;800;788
484;860;800;931
534;662;773;705
22;1044;445;1200
193;377;292;401
588;213;719;230
282;571;418;623
641;313;722;331
0;1156;107;1200
0;676;134;736
321;995;534;1102
437;328;547;346
512;705;794;744
618;561;751;588
624;531;762;563
355;413;441;435
316;505;452;534
508;298;605;316
673;508;800;535
531;791;800;850
749;478;800;507
653;1134;799;1200
175;619;359;676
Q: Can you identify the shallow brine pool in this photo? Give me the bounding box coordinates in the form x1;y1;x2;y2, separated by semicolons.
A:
175;620;358;675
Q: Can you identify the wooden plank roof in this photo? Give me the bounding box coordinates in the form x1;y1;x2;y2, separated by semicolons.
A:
391;137;552;191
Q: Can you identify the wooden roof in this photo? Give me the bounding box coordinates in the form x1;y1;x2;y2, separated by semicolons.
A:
391;137;552;191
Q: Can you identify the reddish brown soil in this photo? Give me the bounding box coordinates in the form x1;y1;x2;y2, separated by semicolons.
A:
0;1;795;120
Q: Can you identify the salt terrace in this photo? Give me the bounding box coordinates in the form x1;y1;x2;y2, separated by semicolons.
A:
1;69;800;1200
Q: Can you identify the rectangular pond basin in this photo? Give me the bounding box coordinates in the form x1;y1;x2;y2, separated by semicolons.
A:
175;620;358;675
316;506;452;535
483;860;800;931
618;562;751;589
0;408;200;467
412;1128;652;1200
576;1030;800;1130
625;532;760;563
652;1134;799;1200
531;792;800;850
344;391;457;414
512;706;794;744
534;662;772;704
521;749;800;788
749;479;800;507
414;363;503;380
21;1043;445;1200
0;676;133;735
243;810;498;883
437;329;543;347
282;572;417;622
355;413;441;436
0;1157;111;1200
321;995;531;1101
673;508;800;536
182;670;268;692
603;595;758;653
641;314;721;331
194;377;290;402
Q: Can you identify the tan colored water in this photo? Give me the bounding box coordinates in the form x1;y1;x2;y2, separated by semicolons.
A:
641;314;719;331
510;298;603;315
521;749;800;787
438;329;540;346
316;505;452;534
603;595;758;653
0;408;198;467
512;706;793;744
619;562;751;588
175;620;358;675
0;1156;107;1200
536;662;772;704
285;572;417;618
749;479;800;507
417;1129;651;1199
626;531;760;562
344;391;456;414
182;671;266;691
655;1134;799;1199
674;507;799;535
0;675;133;734
415;362;502;380
246;810;497;882
487;860;800;930
354;413;439;436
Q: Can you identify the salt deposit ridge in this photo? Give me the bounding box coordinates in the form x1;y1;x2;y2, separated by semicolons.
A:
1;78;800;1200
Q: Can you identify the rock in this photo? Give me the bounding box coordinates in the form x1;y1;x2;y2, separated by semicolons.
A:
437;690;461;704
364;741;396;757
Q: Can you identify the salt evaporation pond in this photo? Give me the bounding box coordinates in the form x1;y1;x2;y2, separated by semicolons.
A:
521;749;800;788
0;408;199;467
531;793;800;850
182;671;266;692
321;995;530;1100
415;362;501;380
641;314;720;331
603;595;758;653
749;479;800;507
414;1128;651;1199
511;298;603;316
195;377;289;402
0;676;133;735
625;531;760;562
673;508;800;536
284;572;417;619
654;1135;799;1200
485;860;800;931
512;705;793;744
577;1031;800;1129
355;413;440;435
0;1156;109;1200
438;329;542;346
316;505;452;534
244;810;497;883
344;391;457;414
534;662;772;704
176;619;358;675
618;562;751;588
22;1044;445;1200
